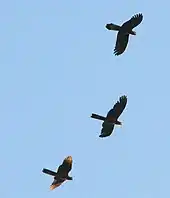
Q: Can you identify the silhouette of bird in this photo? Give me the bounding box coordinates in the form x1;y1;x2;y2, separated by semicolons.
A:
91;95;127;137
106;13;143;55
42;156;73;190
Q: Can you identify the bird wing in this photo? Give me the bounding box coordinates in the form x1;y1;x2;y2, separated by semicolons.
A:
122;13;143;29
42;168;57;176
99;122;114;138
56;165;67;178
62;156;72;173
106;95;127;120
56;156;72;178
114;31;129;56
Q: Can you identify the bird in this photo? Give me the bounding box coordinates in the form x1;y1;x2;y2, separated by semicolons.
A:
91;95;127;138
106;13;143;56
42;156;73;190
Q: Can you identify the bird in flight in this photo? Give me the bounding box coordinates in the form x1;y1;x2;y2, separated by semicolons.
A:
91;95;127;138
106;13;143;56
42;156;73;190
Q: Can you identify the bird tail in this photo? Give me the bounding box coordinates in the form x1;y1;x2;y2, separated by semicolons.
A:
91;113;106;121
42;168;57;176
105;23;121;31
50;177;70;190
50;182;63;190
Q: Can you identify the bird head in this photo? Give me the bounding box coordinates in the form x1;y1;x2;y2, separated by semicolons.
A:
105;23;112;30
65;156;72;163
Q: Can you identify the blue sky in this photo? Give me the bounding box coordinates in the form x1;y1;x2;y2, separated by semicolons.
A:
1;0;170;198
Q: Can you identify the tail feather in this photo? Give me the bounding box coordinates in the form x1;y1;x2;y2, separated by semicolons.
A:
50;178;67;190
106;23;121;31
50;182;63;190
91;113;106;121
42;168;57;176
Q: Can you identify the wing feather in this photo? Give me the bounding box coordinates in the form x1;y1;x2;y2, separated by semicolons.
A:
106;95;127;120
122;13;143;30
56;156;72;177
114;32;129;56
99;122;114;138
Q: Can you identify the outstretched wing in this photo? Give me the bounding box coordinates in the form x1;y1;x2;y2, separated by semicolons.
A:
91;113;106;121
122;13;143;30
56;156;72;178
106;95;127;120
42;168;57;176
99;121;114;138
114;32;129;56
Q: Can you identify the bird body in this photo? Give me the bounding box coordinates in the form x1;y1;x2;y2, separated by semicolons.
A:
91;95;127;138
106;13;143;55
42;156;73;190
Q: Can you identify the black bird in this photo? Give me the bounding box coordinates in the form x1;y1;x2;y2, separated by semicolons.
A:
91;95;127;138
42;156;73;190
106;13;143;55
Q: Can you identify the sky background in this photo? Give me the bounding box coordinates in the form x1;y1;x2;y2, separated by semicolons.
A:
1;1;170;198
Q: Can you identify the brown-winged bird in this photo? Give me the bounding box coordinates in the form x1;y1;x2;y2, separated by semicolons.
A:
106;13;143;56
91;95;127;138
42;156;73;190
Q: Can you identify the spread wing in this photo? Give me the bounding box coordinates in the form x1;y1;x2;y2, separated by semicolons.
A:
56;156;72;178
42;168;57;176
99;122;114;138
122;13;143;30
106;95;127;120
91;113;106;121
50;178;66;190
114;32;129;56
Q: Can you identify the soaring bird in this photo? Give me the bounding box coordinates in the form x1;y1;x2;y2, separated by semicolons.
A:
42;156;73;190
106;13;143;55
91;95;127;138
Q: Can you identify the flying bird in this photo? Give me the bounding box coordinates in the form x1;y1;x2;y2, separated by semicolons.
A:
106;13;143;55
42;156;73;190
91;95;127;138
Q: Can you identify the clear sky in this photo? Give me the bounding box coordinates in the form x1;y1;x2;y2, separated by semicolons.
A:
1;1;170;198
